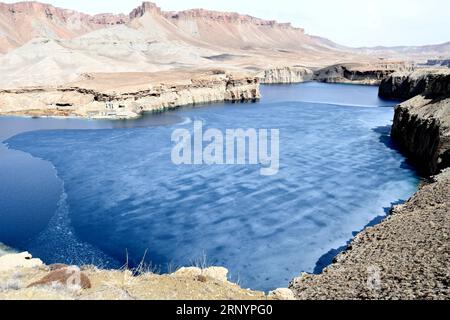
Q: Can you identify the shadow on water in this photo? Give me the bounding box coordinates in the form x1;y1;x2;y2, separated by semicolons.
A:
313;199;407;274
372;125;419;174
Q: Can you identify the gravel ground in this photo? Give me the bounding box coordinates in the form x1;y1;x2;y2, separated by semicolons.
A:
290;169;450;300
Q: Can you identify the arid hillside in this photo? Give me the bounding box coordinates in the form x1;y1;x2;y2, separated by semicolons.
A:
0;1;388;87
0;1;448;89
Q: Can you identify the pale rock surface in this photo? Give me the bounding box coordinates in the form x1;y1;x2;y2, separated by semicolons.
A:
0;70;260;119
174;267;229;282
268;288;296;300
0;252;43;271
258;67;313;84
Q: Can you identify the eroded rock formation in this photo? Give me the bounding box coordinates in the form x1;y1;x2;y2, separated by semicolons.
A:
258;67;313;84
380;69;450;175
379;69;450;100
0;71;260;119
314;62;414;85
391;95;450;175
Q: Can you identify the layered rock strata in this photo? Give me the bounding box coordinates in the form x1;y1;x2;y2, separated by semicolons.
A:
379;69;450;100
0;71;260;119
258;67;313;84
381;69;450;175
314;62;414;85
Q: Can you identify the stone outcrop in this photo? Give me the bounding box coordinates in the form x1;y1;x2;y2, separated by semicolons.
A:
391;95;450;175
258;67;313;84
163;8;304;32
379;69;450;175
173;267;229;283
0;253;269;300
268;288;296;300
314;62;414;85
129;1;162;19
379;69;450;100
0;71;260;119
0;252;43;271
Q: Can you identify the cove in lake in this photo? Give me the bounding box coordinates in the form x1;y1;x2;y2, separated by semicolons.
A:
0;83;419;291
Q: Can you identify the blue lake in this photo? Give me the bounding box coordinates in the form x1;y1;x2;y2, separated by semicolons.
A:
0;83;419;291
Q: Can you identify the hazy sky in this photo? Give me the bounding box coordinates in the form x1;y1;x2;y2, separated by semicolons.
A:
4;0;450;47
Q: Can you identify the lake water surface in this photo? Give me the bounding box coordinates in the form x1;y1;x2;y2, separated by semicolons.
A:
0;83;419;291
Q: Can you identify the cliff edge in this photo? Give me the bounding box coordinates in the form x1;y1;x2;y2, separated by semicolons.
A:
381;69;450;175
0;70;260;119
0;253;272;300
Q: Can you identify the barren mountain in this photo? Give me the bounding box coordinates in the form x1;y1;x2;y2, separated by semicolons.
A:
0;1;363;87
0;1;127;53
354;42;450;60
0;1;448;89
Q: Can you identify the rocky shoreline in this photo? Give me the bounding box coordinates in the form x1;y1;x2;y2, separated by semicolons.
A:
313;62;414;85
0;70;260;120
257;66;314;84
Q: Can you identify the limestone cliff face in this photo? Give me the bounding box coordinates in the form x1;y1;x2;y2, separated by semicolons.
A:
258;67;313;84
379;69;450;100
0;72;260;119
381;70;450;175
314;63;414;85
129;1;162;19
163;8;304;32
391;96;450;175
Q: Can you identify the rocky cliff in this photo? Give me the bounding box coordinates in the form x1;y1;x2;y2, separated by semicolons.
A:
380;70;450;175
0;71;260;119
379;69;450;100
314;62;414;85
258;67;314;84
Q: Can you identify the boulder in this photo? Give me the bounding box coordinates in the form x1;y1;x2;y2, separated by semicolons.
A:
28;266;91;289
174;266;229;282
268;288;296;300
0;252;43;271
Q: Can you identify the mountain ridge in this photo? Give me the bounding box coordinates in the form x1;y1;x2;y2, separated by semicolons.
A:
0;1;448;88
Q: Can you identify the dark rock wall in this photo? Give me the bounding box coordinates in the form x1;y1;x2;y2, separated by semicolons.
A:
391;104;449;175
379;70;450;100
382;70;450;175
